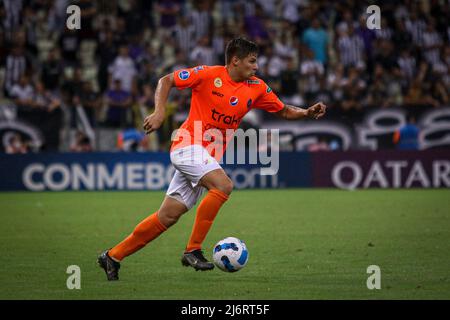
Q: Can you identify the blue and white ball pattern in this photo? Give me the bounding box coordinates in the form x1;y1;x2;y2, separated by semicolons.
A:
213;237;249;272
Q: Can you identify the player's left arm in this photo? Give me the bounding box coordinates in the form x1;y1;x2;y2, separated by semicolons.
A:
275;102;327;120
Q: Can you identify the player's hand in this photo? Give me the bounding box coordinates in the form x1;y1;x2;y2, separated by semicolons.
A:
143;112;164;134
307;102;327;120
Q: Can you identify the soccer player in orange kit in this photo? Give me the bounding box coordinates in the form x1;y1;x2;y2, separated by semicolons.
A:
98;37;326;280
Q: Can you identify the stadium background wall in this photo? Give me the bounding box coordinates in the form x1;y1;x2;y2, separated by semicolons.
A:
0;150;449;191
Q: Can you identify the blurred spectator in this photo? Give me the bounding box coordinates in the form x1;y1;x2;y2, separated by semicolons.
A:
356;14;376;65
137;60;159;92
73;81;101;127
4;45;31;97
12;76;62;151
108;45;137;93
281;0;301;24
336;9;357;36
405;10;427;47
327;64;346;104
47;0;70;33
302;18;328;65
275;32;296;60
393;116;420;150
11;74;34;116
220;0;240;24
300;49;324;104
21;7;38;56
40;48;63;92
96;29;118;93
374;17;394;41
258;46;285;80
429;77;449;106
70;130;93;152
422;19;443;65
2;0;24;40
190;0;213;42
336;24;365;69
403;78;440;108
315;76;332;107
77;0;97;39
156;0;182;36
171;50;189;72
0;29;7;67
105;79;133;128
172;15;196;56
5;133;29;154
122;0;146;36
279;57;303;106
117;128;149;152
397;48;417;84
190;36;215;66
33;81;63;151
138;84;155;111
34;81;61;112
307;137;331;152
392;19;413;52
244;3;269;45
58;27;80;67
366;73;389;108
128;34;145;62
373;40;399;73
60;67;84;107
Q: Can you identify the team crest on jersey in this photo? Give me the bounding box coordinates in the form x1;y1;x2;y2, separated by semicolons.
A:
246;79;260;85
214;77;222;88
178;70;190;80
266;85;272;93
229;96;239;106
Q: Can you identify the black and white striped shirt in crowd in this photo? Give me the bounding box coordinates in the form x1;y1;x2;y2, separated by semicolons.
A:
172;24;196;55
422;30;443;65
190;45;215;66
189;9;211;41
2;0;23;36
375;27;393;40
4;54;27;94
337;34;365;67
405;18;427;46
397;55;417;80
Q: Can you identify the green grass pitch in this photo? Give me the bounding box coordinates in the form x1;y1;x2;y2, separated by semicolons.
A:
0;189;449;299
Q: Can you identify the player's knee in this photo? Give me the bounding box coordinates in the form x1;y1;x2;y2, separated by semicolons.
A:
217;178;233;195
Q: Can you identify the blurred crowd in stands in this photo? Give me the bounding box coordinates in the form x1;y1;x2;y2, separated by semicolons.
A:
0;0;449;152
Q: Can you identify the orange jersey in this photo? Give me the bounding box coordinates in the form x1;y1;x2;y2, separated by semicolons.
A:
171;65;284;159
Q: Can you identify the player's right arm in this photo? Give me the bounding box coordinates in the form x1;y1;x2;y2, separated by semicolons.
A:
144;66;208;134
143;73;175;134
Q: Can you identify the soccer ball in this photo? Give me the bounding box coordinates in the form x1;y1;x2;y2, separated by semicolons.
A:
213;237;249;272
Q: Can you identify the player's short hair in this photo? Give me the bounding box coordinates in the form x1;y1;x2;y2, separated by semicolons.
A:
225;37;259;65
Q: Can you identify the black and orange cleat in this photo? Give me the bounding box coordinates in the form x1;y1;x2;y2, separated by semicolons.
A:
181;249;215;271
98;250;121;281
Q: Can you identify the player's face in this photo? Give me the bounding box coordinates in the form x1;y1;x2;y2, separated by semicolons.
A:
237;53;258;79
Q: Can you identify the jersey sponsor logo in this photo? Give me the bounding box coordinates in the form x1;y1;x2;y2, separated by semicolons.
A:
247;99;252;109
212;90;224;98
229;96;239;106
178;70;190;80
266;85;272;93
211;108;242;126
214;77;222;88
246;79;260;85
